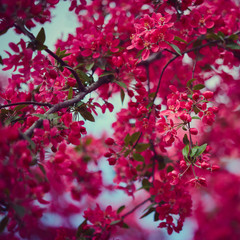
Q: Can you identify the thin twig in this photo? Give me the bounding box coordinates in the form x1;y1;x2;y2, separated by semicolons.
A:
13;21;86;92
121;197;151;219
25;76;111;137
0;101;52;109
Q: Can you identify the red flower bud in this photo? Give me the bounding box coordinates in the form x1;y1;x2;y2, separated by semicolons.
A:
189;128;198;135
107;157;116;165
202;91;213;99
105;138;115;145
192;93;199;101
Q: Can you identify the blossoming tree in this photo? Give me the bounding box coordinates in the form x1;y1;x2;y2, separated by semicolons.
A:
0;0;240;239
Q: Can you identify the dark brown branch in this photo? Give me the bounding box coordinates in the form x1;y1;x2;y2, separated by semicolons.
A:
25;76;111;137
13;21;86;92
121;197;151;219
0;101;52;109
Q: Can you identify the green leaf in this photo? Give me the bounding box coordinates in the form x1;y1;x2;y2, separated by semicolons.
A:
76;101;84;107
21;132;36;149
148;92;156;99
76;70;91;84
142;178;151;190
68;87;73;100
80;110;95;122
174;36;188;44
140;207;155;219
182;144;189;159
99;72;114;77
193;84;205;90
0;216;8;233
115;81;127;89
0;55;3;65
36;27;46;45
206;33;220;40
183;134;189;145
124;149;131;157
187;78;196;87
32;113;47;119
190;146;199;157
38;163;46;176
228;34;239;41
167;165;174;173
154;211;159;221
166;42;182;55
196;143;207;156
14;104;27;112
120;88;125;104
193;105;201;114
226;43;240;50
217;31;225;39
47;113;60;120
76;219;87;237
13;204;25;218
36;44;48;51
110;220;121;225
130;131;141;145
133;153;144;162
124;133;131;146
192;116;201;120
117;205;125;214
55;47;61;56
146;102;153;109
135;143;150;152
121;222;129;229
86;62;94;71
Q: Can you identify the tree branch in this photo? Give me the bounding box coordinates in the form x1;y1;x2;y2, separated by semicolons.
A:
0;101;52;109
25;76;111;137
13;20;86;92
121;197;151;219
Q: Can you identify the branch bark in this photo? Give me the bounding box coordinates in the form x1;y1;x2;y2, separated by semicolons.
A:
13;20;86;92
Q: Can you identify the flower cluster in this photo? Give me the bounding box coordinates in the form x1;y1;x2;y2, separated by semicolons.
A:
128;13;174;60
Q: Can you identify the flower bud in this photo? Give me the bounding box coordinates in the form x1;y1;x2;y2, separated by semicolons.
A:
202;91;213;99
105;138;115;145
189;128;198;135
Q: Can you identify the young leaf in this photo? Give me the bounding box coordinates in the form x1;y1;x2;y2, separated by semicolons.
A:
174;36;188;44
130;131;141;145
0;216;9;233
110;220;121;225
36;27;46;45
115;81;127;89
14;104;27;112
120;88;125;104
142;178;151;190
76;70;91;84
192;116;201;120
196;143;207;156
187;78;196;87
166;42;182;55
124;133;131;146
117;205;125;214
182;144;189;159
183;134;189;145
226;43;240;50
68;87;73;99
135;143;150;152
38;163;46;176
99;72;114;77
80;110;95;122
140;207;155;219
193;84;205;90
32;113;47;119
133;153;145;162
